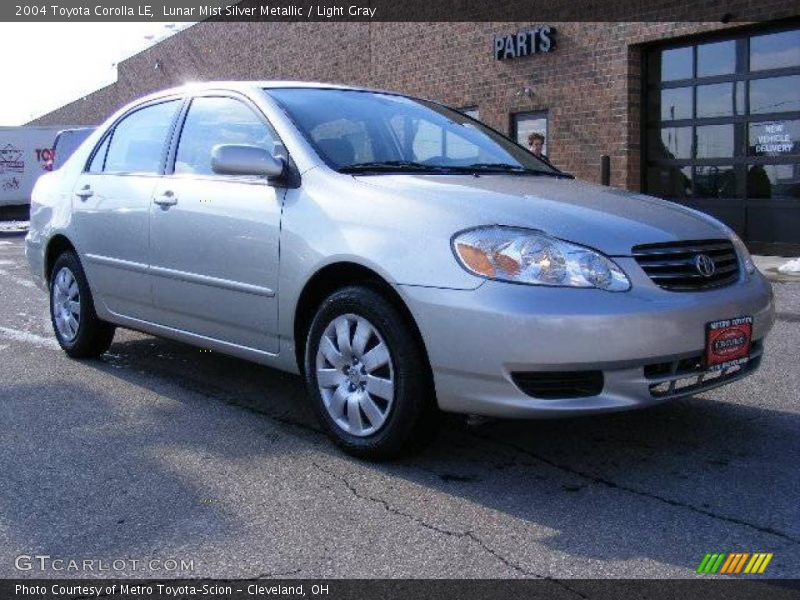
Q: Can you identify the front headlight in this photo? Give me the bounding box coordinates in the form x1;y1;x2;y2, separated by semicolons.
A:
452;226;631;291
730;231;757;275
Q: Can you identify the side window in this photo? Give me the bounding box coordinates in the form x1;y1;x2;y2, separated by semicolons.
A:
175;97;277;176
87;135;111;173
103;100;180;174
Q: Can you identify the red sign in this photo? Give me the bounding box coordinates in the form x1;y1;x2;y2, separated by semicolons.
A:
705;316;752;371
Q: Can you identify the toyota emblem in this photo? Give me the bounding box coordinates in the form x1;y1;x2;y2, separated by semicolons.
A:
694;254;716;278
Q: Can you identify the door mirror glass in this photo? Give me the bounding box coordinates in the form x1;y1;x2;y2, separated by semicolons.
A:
211;144;285;178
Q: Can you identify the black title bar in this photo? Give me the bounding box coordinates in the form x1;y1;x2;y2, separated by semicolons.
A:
3;0;800;22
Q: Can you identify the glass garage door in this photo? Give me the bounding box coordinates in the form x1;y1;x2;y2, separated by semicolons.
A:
645;26;800;252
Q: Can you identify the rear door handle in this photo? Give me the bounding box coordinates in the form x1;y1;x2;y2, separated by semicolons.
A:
75;185;93;200
154;191;178;207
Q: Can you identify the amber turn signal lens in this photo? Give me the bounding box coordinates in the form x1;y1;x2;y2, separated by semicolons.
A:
456;243;495;277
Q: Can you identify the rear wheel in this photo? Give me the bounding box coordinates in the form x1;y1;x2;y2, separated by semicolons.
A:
304;285;439;460
49;251;115;358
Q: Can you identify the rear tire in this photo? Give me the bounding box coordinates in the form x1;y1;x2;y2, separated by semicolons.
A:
304;285;439;460
49;251;115;358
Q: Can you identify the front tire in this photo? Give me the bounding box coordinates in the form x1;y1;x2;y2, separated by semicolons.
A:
49;251;115;358
304;286;439;460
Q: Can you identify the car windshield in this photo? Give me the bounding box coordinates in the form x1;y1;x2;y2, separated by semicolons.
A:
265;88;567;176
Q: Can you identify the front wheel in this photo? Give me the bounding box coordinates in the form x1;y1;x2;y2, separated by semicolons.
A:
49;251;115;358
304;286;439;460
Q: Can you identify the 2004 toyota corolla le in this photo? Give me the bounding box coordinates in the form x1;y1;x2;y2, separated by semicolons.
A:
26;82;775;459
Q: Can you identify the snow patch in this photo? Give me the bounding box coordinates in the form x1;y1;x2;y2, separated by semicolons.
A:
0;326;59;350
778;258;800;274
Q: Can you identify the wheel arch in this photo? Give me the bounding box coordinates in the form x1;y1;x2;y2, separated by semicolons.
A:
293;262;432;382
44;234;78;285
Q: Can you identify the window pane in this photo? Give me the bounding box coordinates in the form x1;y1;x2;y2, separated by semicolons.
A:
697;40;736;77
104;101;179;174
696;125;734;158
660;87;693;121
695;166;737;197
175;97;276;176
514;113;548;154
750;29;800;71
750;75;800;114
735;81;746;115
650;127;692;159
748;120;800;157
87;135;110;173
647;166;692;198
696;83;733;118
661;47;693;81
747;164;800;199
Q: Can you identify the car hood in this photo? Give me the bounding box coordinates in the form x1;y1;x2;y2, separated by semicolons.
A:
355;174;728;256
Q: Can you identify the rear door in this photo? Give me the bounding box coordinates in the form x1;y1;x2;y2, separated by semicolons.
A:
148;94;283;353
71;98;182;321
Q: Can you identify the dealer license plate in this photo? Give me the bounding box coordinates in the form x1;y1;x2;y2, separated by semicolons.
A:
705;316;752;371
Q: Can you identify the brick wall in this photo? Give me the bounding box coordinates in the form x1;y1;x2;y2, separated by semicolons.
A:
29;6;799;190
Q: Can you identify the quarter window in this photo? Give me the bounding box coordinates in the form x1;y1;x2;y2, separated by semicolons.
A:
103;100;180;174
175;97;277;176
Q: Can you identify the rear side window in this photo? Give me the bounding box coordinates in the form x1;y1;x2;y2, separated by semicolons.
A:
174;96;277;176
101;100;180;174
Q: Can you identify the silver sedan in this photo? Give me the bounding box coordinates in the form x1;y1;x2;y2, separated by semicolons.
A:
26;82;775;459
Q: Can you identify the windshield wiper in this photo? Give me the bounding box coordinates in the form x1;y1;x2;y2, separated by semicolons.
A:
459;163;571;177
339;160;448;173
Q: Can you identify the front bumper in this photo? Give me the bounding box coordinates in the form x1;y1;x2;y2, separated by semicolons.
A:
397;260;775;418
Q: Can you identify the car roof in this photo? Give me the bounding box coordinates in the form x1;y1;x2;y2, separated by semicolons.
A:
140;81;390;101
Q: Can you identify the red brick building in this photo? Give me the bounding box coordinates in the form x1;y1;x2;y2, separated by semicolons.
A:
31;14;800;252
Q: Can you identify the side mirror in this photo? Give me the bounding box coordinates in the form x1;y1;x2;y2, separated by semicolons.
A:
211;144;285;178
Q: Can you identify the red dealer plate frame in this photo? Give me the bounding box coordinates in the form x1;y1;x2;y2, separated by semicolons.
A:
705;316;753;371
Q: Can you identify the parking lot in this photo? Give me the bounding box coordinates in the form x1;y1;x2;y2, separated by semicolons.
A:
0;231;798;579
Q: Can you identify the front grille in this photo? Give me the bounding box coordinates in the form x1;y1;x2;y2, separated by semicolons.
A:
511;370;603;399
632;239;740;291
644;339;763;399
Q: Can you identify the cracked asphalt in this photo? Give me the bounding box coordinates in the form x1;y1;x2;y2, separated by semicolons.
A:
0;232;798;580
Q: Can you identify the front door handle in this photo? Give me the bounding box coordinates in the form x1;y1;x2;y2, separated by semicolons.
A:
75;185;93;200
154;191;178;207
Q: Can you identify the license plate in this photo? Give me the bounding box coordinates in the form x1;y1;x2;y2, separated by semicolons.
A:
705;316;753;371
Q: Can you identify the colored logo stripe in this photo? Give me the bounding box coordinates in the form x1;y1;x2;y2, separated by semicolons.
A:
697;553;726;573
744;553;773;574
698;553;773;574
721;553;750;574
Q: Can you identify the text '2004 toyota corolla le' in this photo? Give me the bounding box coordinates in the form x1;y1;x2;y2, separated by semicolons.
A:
26;82;775;459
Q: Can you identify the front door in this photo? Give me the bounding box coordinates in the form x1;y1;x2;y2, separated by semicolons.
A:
149;95;283;353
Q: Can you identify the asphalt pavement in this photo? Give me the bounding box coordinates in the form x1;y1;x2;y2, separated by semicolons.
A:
0;232;798;580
